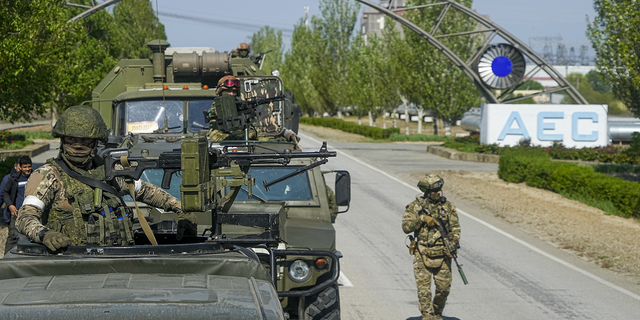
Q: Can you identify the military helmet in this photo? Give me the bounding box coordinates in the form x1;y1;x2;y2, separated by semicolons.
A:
52;105;109;143
237;43;250;50
417;173;444;192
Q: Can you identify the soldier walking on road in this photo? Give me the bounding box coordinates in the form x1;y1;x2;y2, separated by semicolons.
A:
403;173;461;320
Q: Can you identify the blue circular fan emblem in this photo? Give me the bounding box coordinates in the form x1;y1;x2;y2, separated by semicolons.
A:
477;44;526;89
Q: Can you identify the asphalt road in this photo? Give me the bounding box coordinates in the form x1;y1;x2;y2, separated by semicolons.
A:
297;130;640;320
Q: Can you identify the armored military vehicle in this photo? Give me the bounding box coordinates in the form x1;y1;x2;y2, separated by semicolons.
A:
86;40;350;320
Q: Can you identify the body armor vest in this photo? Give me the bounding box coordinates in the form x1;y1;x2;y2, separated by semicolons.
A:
416;200;451;259
46;158;134;246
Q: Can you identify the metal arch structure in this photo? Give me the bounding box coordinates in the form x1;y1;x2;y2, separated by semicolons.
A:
356;0;588;105
66;0;123;22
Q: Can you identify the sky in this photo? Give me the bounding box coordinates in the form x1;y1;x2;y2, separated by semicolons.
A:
149;0;597;62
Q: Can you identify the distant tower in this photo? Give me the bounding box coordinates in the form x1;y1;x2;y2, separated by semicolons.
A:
556;43;568;65
542;39;554;64
568;47;576;66
579;45;589;66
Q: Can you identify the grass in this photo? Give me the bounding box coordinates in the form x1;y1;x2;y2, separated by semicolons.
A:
16;131;54;140
558;190;622;217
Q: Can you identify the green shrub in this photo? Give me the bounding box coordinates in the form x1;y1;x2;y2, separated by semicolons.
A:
300;117;400;139
499;148;640;218
0;131;33;150
498;149;550;183
593;164;640;174
389;133;448;142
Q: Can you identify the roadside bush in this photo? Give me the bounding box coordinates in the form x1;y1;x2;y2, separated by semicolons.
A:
0;132;32;150
300;117;400;139
499;149;640;218
389;133;448;142
18;131;54;140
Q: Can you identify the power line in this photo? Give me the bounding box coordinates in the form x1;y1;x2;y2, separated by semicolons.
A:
157;11;294;38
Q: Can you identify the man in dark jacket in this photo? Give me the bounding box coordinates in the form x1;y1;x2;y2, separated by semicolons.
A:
2;155;31;255
0;159;21;257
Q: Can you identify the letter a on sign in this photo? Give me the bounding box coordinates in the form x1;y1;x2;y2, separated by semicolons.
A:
498;111;530;141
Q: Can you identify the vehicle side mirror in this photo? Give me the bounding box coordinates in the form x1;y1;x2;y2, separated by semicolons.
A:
334;171;351;208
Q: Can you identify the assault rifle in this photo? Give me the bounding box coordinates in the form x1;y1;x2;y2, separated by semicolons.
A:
208;94;284;134
419;209;469;285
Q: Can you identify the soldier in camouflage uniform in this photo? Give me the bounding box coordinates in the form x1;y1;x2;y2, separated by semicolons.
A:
209;75;298;143
237;43;250;58
16;105;198;251
403;173;461;320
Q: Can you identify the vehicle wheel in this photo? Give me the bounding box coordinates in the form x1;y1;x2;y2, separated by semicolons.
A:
304;284;340;320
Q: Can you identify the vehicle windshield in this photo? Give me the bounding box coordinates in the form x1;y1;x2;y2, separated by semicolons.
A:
233;166;313;202
188;100;214;131
125;167;312;203
126;100;184;134
122;99;215;134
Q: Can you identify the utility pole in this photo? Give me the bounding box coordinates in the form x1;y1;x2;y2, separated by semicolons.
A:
304;6;309;27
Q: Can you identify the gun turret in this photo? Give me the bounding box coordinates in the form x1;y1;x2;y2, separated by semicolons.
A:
208;94;285;133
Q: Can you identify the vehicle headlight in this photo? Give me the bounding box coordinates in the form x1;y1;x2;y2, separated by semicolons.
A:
288;259;311;283
271;70;280;77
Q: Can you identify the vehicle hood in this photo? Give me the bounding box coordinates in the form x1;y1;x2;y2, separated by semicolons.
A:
0;273;283;320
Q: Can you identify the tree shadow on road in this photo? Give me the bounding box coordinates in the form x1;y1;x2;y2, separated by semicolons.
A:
406;316;461;320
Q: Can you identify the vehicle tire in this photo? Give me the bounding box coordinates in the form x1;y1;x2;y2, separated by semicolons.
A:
304;283;340;320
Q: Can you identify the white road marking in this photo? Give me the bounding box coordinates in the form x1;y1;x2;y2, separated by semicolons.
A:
300;132;640;302
338;271;354;287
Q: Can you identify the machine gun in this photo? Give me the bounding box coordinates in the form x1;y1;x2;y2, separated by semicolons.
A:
208;94;284;134
103;137;336;235
251;50;273;70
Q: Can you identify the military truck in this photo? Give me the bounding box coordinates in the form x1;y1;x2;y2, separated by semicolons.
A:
88;40;350;320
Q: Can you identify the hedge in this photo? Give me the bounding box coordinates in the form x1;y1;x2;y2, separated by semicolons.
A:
300;117;400;139
389;133;448;142
498;149;640;218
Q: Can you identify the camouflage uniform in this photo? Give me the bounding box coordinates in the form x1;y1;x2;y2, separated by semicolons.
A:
326;187;338;223
403;174;461;320
16;105;196;248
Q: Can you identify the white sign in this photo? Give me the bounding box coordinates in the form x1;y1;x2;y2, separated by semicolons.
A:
480;104;609;148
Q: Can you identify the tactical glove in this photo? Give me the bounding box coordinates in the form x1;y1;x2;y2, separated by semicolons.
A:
176;212;198;241
420;215;437;227
42;231;74;251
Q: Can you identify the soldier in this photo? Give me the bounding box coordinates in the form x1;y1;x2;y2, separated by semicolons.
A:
237;42;250;58
229;49;239;58
16;105;198;251
209;75;299;143
403;173;461;320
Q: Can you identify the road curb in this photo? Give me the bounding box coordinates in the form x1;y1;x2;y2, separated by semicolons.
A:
426;145;500;164
0;143;50;159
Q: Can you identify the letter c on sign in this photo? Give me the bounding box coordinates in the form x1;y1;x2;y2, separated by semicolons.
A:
572;112;598;141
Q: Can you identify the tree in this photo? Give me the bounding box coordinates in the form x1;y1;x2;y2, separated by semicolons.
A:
251;26;284;74
281;0;359;116
561;72;624;114
0;0;84;122
588;0;640;116
112;0;167;59
281;18;323;116
396;0;481;135
0;0;168;122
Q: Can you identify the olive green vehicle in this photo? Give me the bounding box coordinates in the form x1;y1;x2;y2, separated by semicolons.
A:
85;40;351;319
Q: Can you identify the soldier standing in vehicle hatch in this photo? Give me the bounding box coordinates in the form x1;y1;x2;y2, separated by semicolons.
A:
403;173;461;320
16;105;198;251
